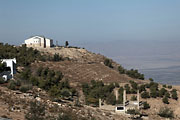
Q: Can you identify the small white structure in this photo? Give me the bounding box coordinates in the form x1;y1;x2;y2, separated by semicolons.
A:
115;105;125;113
24;36;53;48
1;58;16;80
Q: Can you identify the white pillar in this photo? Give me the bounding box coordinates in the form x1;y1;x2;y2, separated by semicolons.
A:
123;90;126;106
99;98;102;108
137;90;140;109
115;89;119;101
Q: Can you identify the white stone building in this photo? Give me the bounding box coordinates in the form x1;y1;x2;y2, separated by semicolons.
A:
24;36;53;48
1;58;16;81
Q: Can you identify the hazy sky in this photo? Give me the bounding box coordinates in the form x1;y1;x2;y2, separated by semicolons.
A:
0;0;180;45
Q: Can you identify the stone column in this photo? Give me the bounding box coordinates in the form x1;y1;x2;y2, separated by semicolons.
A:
123;90;126;106
137;90;140;109
99;98;102;108
115;89;119;101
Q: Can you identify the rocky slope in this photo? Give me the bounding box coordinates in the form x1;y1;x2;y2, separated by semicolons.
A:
0;47;180;120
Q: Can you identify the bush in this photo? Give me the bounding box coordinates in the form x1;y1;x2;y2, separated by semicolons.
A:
0;77;5;84
57;113;72;120
171;90;178;100
162;96;169;104
126;109;139;115
131;95;137;101
106;93;116;105
129;80;138;90
124;84;131;94
25;101;46;120
104;59;113;68
114;82;120;88
168;85;172;89
118;65;125;74
60;89;71;98
150;84;159;98
165;92;170;98
143;102;150;110
141;91;150;98
138;84;146;93
86;97;99;106
159;88;167;98
126;69;144;80
149;78;154;82
8;80;16;90
150;90;158;98
53;53;63;61
158;107;174;118
19;85;32;93
163;84;167;88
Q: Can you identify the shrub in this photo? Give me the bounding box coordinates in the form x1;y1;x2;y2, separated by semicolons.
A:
165;92;170;98
126;69;144;80
130;88;137;94
150;90;158;98
168;85;172;89
149;78;154;82
141;91;150;98
163;84;167;88
25;101;46;120
53;53;63;61
159;88;167;98
171;90;178;100
162;96;169;104
138;84;146;93
19;85;32;93
158;107;174;118
118;65;125;74
114;82;120;88
0;77;5;84
129;80;138;90
143;102;150;110
60;89;71;98
106;93;116;105
124;84;131;94
104;59;113;68
86;97;99;106
57;113;71;120
126;109;139;115
131;95;137;101
8;80;16;90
